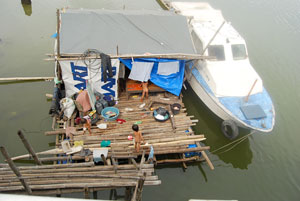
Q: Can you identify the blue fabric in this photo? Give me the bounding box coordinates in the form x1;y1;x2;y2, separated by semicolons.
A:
119;58;185;96
184;144;202;157
148;146;154;160
51;33;58;38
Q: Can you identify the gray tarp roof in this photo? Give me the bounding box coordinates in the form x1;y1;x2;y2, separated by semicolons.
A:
59;9;196;55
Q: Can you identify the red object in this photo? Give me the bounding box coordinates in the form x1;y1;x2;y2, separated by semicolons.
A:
75;117;81;125
116;118;126;124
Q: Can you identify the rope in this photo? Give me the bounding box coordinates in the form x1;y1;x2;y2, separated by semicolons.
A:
210;130;256;155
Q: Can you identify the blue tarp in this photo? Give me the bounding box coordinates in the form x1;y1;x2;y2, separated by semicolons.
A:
119;58;185;96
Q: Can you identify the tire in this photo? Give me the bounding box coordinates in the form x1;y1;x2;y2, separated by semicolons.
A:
221;120;239;140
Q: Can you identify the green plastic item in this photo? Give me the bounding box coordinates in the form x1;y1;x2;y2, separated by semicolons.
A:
54;77;62;84
100;140;111;147
134;121;142;125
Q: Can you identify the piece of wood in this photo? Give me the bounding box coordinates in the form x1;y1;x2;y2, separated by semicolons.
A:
136;172;146;201
46;53;211;61
200;150;214;170
196;142;214;170
84;187;89;199
156;156;201;164
101;154;108;165
244;79;258;102
139;150;146;171
0;147;32;195
0;77;54;81
17;130;42;165
56;9;60;57
168;105;176;132
93;190;98;199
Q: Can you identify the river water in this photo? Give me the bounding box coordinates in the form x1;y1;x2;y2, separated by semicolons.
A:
0;0;299;200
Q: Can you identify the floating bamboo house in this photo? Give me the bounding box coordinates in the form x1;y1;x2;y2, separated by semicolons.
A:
0;8;214;199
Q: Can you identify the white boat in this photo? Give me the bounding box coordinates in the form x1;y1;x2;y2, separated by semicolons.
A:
168;1;275;139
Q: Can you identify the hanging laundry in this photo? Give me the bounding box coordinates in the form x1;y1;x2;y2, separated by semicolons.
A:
157;61;179;76
128;62;154;82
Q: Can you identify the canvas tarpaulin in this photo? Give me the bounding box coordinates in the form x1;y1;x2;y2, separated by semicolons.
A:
59;60;120;98
119;58;185;96
59;9;196;55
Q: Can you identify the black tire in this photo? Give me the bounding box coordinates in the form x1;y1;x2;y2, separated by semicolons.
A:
221;120;239;140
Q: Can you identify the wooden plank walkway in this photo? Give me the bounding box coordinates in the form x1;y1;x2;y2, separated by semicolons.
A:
0;162;159;196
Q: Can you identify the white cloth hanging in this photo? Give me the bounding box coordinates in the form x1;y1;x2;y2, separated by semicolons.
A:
128;62;154;82
157;61;179;76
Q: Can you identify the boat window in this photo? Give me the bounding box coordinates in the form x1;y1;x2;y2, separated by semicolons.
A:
208;45;225;61
191;31;203;54
231;44;247;60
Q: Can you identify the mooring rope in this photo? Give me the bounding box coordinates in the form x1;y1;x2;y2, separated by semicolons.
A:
210;130;256;155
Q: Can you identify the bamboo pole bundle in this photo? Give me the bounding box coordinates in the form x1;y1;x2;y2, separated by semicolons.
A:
0;161;160;194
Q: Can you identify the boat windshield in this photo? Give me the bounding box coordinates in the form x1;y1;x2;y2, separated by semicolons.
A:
231;44;247;60
208;45;225;61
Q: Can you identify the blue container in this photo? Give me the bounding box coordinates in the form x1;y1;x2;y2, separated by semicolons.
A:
101;107;119;121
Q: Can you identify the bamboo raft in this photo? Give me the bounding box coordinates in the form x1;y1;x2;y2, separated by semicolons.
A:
43;92;213;168
0;91;213;198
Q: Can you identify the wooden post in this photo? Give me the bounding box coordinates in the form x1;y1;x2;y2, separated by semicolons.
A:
93;190;98;199
131;158;138;169
180;153;188;169
101;154;108;165
109;189;117;200
84;187;89;199
0;146;32;195
125;187;132;201
111;157;118;173
56;189;61;197
17;130;42;165
131;182;139;201
168;105;176;132
136;172;146;201
109;189;114;200
139;150;145;171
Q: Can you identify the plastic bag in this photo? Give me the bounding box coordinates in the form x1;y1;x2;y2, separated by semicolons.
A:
60;98;75;118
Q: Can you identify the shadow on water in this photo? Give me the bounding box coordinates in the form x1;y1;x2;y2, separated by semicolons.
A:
182;84;253;169
21;0;32;16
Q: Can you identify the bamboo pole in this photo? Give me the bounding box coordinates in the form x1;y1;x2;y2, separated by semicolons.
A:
0;77;54;81
244;79;258;102
136;172;146;201
17;130;42;165
156;156;201;164
0;147;32;195
56;9;60;57
45;53;211;61
0;180;161;192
